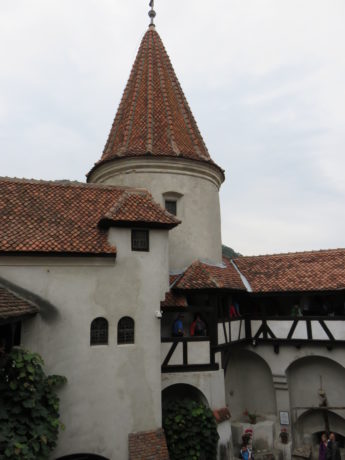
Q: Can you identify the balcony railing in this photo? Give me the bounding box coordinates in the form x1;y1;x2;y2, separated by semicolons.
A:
161;337;219;373
216;316;345;348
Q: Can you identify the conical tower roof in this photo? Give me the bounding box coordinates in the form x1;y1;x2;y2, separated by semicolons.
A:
87;26;223;180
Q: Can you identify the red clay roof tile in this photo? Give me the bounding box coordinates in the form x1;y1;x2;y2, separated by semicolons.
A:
161;291;188;310
174;258;246;291
0;178;179;256
100;190;180;229
0;286;38;319
233;249;345;293
88;27;223;180
128;428;170;460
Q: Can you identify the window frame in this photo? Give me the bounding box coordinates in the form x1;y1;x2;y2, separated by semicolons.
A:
131;229;149;252
117;316;135;345
164;199;177;216
90;317;109;346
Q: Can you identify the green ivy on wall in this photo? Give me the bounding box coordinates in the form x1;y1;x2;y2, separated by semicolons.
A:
0;348;66;459
163;399;219;460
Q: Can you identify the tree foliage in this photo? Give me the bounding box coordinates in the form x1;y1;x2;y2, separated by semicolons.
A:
0;348;66;459
163;399;219;460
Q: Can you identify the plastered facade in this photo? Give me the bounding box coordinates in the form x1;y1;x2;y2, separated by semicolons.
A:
89;157;224;271
0;228;169;460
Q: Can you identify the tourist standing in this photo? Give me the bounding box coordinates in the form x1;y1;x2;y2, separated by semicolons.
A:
327;433;341;460
319;433;328;460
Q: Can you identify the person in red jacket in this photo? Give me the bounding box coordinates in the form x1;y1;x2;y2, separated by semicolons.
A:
190;314;207;336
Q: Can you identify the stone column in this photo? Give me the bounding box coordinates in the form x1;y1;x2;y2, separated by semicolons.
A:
273;374;292;460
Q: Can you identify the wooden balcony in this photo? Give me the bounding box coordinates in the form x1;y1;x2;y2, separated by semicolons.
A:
216;316;345;349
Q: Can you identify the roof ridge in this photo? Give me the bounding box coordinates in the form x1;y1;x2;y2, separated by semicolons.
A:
0;176;151;192
235;248;345;260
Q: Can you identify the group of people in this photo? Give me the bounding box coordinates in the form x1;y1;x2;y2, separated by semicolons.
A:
319;432;341;460
172;314;207;337
239;431;341;460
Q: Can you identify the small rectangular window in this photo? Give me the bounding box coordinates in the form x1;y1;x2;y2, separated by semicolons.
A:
131;229;149;251
165;200;177;216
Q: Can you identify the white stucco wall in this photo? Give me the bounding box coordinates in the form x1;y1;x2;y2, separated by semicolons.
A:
89;157;224;271
0;228;169;460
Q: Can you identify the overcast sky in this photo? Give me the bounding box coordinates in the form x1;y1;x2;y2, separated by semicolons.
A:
1;1;344;255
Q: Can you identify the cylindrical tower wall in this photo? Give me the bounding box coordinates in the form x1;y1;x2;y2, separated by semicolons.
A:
89;158;224;272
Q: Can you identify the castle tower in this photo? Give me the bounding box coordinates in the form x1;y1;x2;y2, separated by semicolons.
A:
87;25;225;271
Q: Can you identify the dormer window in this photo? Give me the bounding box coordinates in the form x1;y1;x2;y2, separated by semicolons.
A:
131;229;149;251
165;200;177;216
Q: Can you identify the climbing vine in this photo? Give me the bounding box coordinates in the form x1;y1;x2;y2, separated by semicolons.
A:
0;348;67;459
163;399;219;460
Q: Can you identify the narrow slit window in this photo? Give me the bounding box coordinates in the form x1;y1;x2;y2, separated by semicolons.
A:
165;200;177;216
131;229;149;252
90;317;108;346
118;317;135;345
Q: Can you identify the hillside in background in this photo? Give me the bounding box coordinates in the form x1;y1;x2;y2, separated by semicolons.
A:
222;245;242;259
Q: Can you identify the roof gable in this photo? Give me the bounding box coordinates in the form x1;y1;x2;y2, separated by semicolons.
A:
173;258;246;291
99;190;180;229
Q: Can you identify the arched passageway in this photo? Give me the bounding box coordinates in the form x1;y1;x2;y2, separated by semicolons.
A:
225;349;276;421
162;383;208;408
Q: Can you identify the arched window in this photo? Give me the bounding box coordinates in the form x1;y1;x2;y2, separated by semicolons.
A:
90;317;108;346
117;317;135;345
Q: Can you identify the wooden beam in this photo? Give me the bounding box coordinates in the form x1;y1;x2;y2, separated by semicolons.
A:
287;320;298;339
162;341;178;367
319;320;335;340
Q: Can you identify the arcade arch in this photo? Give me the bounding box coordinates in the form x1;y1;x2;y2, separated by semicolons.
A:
287;356;345;447
225;349;276;421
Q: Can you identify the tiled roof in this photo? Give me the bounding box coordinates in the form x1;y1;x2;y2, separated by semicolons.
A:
0;286;38;320
233;249;345;293
99;190;180;229
88;27;223;179
128;428;170;460
173;258;246;291
161;291;188;310
0;178;179;256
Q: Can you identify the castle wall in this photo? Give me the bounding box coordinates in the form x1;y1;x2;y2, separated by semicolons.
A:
0;228;169;460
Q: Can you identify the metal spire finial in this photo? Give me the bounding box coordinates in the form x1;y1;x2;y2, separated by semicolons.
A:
148;0;156;26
